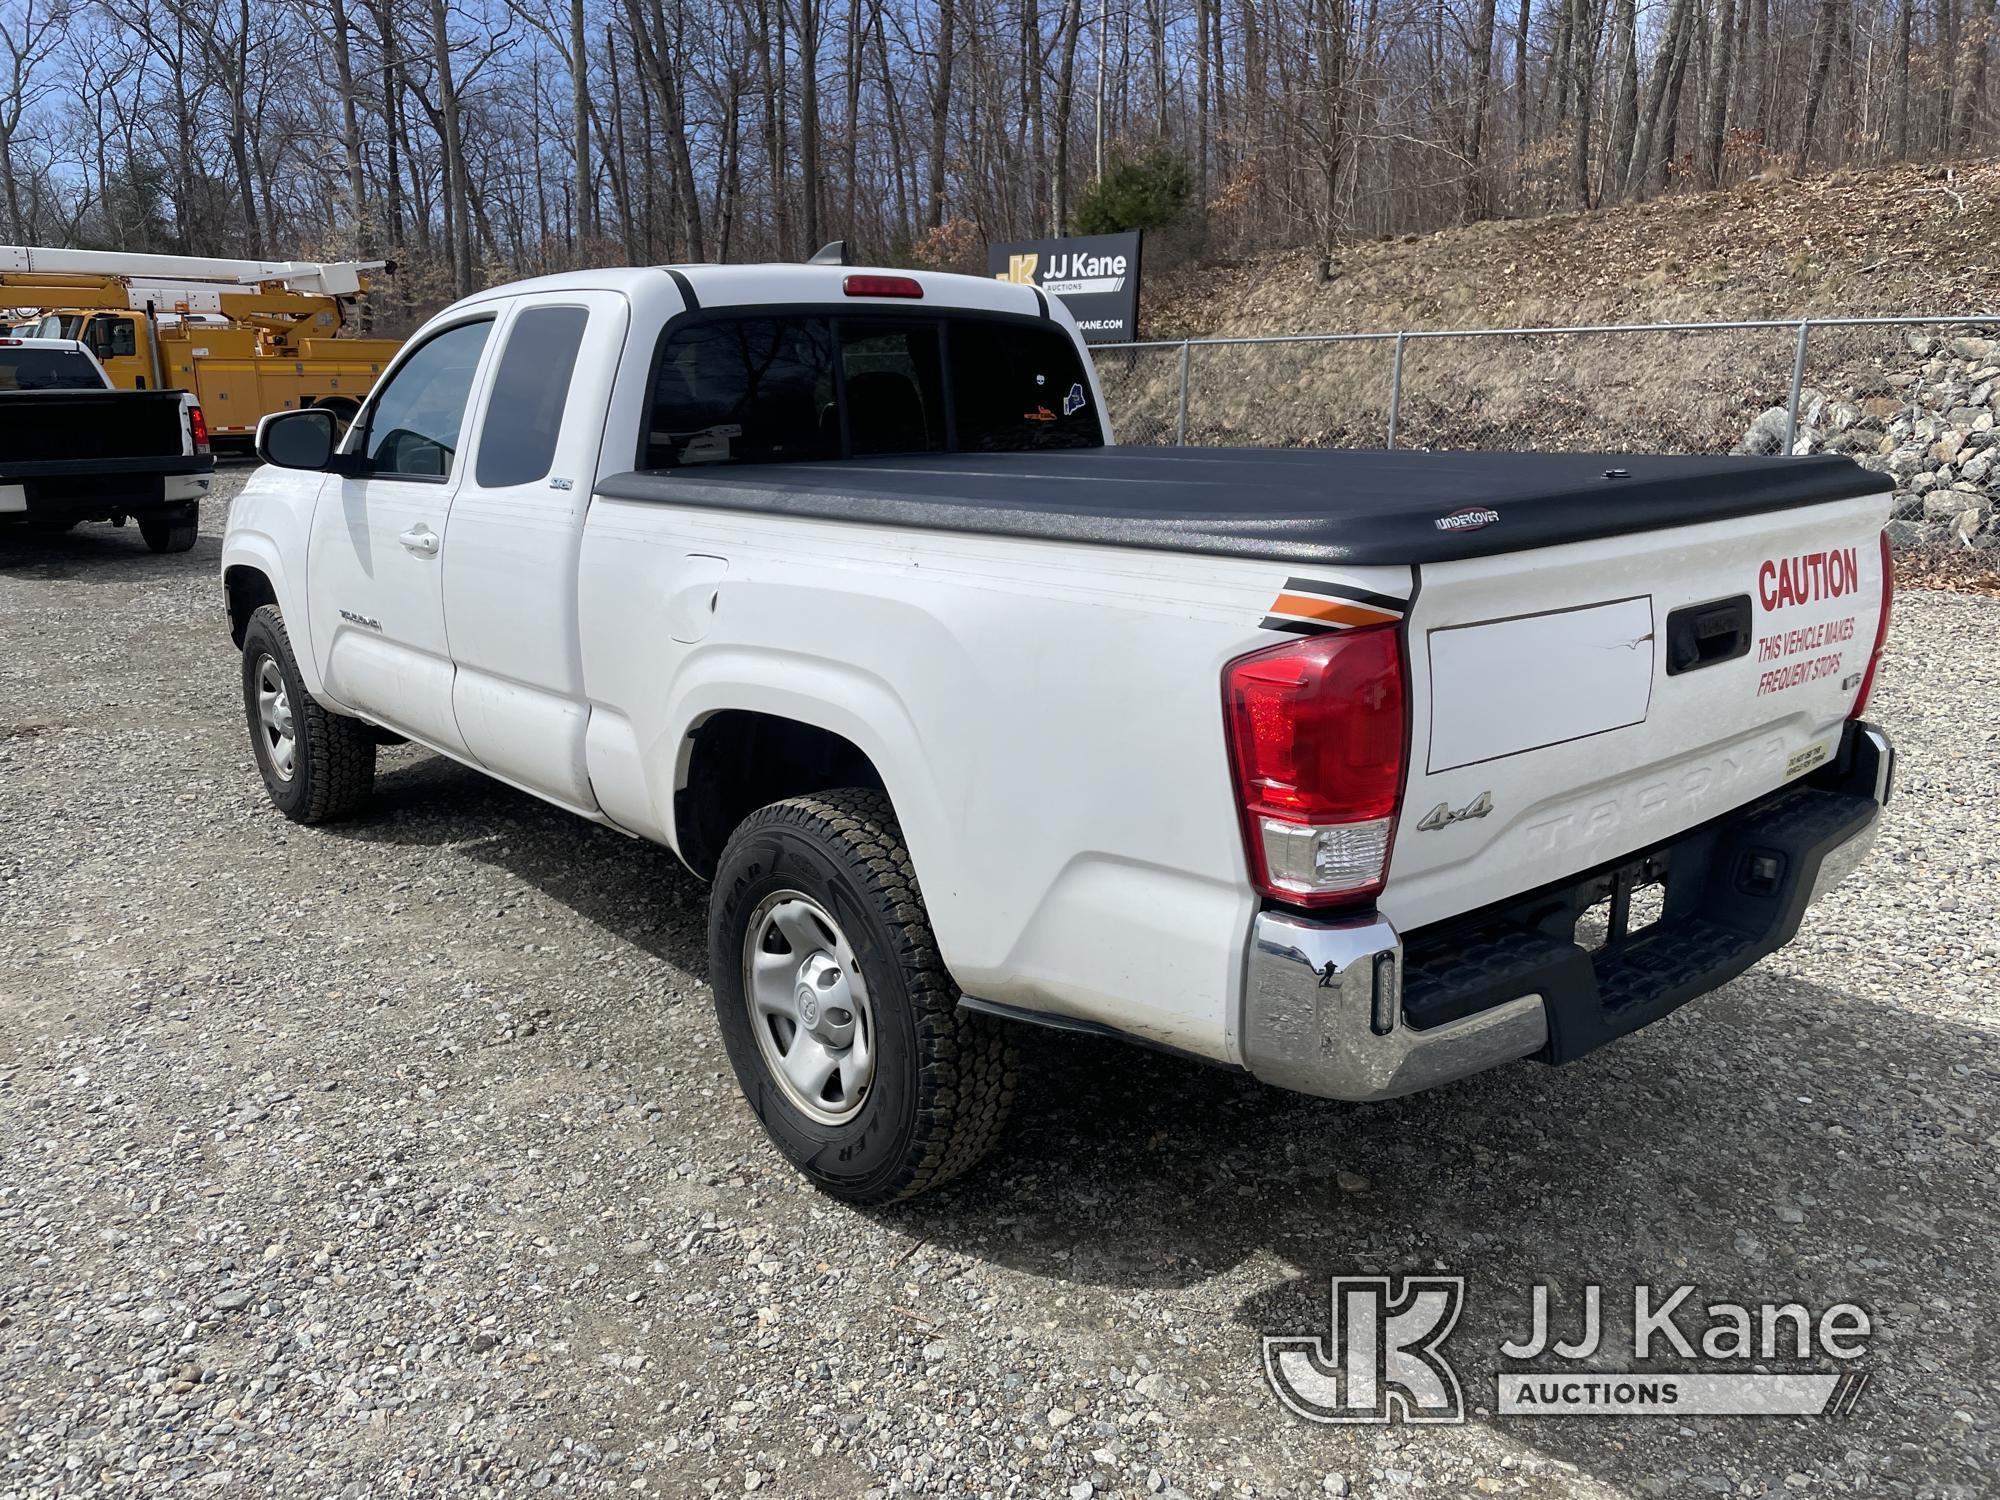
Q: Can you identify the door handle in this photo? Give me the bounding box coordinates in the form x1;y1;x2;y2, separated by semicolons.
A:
399;525;440;556
1665;594;1752;675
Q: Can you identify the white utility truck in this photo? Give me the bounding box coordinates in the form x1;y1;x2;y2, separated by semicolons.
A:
221;262;1896;1203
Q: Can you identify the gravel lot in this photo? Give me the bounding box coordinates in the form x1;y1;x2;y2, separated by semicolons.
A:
2;473;1995;1500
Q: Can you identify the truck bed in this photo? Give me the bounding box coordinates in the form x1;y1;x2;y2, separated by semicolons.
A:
594;447;1891;565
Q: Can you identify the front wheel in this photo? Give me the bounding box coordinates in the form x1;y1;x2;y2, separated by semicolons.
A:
139;504;198;553
240;604;375;823
708;790;1016;1203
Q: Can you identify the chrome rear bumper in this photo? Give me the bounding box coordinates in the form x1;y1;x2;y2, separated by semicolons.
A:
1241;723;1894;1102
1244;910;1548;1100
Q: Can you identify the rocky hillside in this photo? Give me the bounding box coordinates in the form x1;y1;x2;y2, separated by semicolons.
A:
1123;160;2000;558
1145;160;2000;338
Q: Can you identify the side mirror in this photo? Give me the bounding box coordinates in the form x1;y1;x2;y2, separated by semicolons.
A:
257;408;354;473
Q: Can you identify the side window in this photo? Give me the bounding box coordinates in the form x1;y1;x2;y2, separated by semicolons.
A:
107;318;138;359
475;305;589;487
839;320;945;456
646;317;837;467
948;321;1102;452
361;320;493;478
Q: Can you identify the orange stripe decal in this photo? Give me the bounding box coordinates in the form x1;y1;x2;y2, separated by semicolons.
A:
1269;593;1399;627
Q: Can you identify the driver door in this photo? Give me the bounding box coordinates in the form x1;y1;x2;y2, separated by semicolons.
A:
306;313;498;753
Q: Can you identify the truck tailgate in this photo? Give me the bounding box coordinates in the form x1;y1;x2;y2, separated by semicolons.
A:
1382;490;1893;933
0;391;185;465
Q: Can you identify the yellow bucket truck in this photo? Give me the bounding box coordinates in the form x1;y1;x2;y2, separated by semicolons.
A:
0;247;401;442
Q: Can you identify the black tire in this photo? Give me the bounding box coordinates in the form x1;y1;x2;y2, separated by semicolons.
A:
138;504;198;553
709;790;1015;1204
240;604;375;823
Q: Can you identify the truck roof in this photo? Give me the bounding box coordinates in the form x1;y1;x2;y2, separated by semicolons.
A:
595;447;1894;566
454;262;1052;326
0;335;87;352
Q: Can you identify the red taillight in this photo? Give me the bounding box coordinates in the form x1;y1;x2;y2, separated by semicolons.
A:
843;274;923;299
1849;529;1894;720
189;404;210;452
1223;623;1410;908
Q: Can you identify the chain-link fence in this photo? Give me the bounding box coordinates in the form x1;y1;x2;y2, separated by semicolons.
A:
1094;316;2000;549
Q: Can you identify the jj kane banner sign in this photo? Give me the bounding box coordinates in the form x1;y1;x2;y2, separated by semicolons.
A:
988;231;1142;343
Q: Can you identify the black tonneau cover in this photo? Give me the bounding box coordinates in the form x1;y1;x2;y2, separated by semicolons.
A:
592;447;1891;566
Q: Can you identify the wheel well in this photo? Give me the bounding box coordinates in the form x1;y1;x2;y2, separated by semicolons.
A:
224;565;278;647
676;711;888;879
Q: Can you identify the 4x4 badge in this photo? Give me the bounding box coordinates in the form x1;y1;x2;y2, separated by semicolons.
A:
1416;791;1494;831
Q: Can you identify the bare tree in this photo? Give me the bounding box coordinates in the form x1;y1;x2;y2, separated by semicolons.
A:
1463;0;1499;217
0;0;68;239
1795;0;1843;170
1698;0;1739;186
1604;0;1639;194
0;0;1990;325
1952;0;1998;145
1050;0;1081;231
926;0;954;227
572;0;592;244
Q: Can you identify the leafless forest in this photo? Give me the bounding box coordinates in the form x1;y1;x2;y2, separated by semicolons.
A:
2;0;1997;317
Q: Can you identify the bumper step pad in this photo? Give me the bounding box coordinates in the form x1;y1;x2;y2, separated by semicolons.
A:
1398;782;1879;1066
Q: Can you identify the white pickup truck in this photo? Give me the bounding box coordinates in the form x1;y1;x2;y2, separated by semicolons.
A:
221;262;1896;1203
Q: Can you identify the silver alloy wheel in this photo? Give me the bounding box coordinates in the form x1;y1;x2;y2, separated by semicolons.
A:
743;890;876;1125
254;654;297;782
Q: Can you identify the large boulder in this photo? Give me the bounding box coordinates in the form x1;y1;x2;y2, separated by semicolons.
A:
1737;406;1791;455
1923;487;1984;521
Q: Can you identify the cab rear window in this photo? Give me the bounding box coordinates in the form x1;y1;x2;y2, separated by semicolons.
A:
0;349;104;391
643;312;1100;469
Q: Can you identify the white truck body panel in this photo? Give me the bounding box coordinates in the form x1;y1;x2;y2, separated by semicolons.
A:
578;493;1412;1057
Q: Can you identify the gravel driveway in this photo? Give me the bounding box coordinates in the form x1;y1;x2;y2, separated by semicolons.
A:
2;475;1994;1500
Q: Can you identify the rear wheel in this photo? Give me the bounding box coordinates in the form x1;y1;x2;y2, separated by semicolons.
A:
139;504;198;553
708;790;1015;1203
240;604;375;823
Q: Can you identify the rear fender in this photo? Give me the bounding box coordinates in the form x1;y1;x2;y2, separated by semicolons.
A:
662;647;959;941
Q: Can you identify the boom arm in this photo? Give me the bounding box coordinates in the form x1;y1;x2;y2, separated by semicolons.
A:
0;246;386;298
